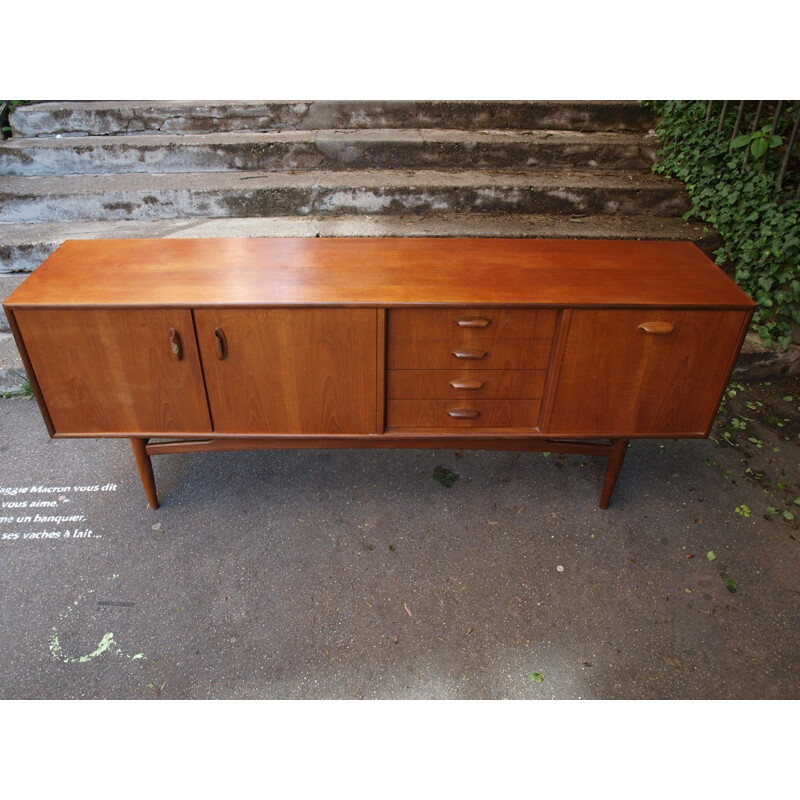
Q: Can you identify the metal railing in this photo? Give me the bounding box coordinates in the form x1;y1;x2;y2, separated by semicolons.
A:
705;100;800;200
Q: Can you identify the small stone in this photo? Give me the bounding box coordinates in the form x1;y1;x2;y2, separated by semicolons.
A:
556;565;564;573
151;522;162;531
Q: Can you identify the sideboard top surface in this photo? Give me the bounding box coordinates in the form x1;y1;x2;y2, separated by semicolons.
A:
5;237;755;310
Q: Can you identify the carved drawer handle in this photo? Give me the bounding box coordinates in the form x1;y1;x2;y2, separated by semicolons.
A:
452;348;487;360
448;408;481;419
449;379;485;390
214;328;228;360
638;321;675;335
169;328;183;361
455;316;491;328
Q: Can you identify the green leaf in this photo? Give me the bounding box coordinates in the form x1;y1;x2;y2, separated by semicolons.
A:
758;276;774;292
735;504;752;518
783;511;795;521
726;579;738;593
793;498;800;506
529;671;545;683
750;138;769;159
706;551;717;561
433;466;459;488
650;102;800;351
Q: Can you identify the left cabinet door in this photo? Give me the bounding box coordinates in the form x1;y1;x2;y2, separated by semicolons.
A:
13;308;212;435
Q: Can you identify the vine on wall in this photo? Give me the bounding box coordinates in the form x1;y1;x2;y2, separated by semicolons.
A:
644;101;799;350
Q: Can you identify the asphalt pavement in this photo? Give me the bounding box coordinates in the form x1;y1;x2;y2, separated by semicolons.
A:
1;376;799;700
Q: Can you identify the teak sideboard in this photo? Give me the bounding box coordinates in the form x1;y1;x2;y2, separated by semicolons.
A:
4;237;755;509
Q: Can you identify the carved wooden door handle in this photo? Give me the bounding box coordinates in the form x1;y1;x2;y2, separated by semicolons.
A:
449;379;485;390
638;321;675;335
455;317;491;328
447;408;481;419
452;348;487;360
214;328;228;360
169;328;183;361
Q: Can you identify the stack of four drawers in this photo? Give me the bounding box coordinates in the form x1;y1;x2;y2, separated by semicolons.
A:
386;308;558;430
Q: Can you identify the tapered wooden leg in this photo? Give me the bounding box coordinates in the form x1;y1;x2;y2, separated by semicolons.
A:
131;437;159;509
599;438;630;509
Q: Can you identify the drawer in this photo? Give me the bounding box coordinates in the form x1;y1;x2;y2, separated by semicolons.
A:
387;369;547;400
389;308;557;341
388;338;553;370
387;398;542;429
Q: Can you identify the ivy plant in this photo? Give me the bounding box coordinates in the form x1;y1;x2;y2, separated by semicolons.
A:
643;101;800;350
0;101;29;139
731;125;783;159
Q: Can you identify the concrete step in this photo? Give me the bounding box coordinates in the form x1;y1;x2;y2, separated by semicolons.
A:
10;101;657;138
0;129;659;176
0;169;690;223
0;214;720;279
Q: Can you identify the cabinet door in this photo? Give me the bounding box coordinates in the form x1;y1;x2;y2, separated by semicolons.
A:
13;308;212;435
194;308;378;434
546;309;749;436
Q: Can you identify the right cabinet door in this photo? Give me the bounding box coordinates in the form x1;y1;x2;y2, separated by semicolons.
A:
546;309;749;436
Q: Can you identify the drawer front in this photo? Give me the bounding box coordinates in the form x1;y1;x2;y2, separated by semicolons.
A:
388;338;552;370
388;369;547;400
389;308;557;341
388;398;542;429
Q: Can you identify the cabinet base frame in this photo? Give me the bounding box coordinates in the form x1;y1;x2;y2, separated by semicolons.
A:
134;435;631;511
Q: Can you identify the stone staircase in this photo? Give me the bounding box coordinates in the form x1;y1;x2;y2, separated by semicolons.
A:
1;100;718;336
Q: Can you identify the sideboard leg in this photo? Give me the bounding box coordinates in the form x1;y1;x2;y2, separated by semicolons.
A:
599;438;630;509
131;437;159;510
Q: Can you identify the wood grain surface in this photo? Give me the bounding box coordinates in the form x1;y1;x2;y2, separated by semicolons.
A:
12;308;212;434
388;338;553;370
387;369;547;400
388;308;558;340
5;238;756;309
194;308;377;434
387;398;542;429
545;309;752;435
